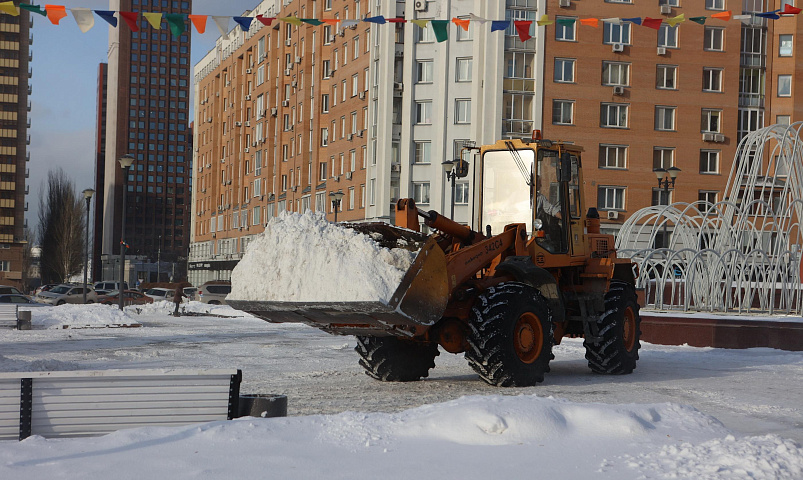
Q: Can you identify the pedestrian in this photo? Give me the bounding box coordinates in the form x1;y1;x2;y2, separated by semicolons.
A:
173;288;186;317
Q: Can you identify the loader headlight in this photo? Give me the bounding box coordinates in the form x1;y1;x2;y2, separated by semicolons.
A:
533;219;543;231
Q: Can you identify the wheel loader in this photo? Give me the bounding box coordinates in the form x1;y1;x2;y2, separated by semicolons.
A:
228;138;643;387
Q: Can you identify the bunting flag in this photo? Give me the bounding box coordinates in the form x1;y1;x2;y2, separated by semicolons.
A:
188;14;207;33
143;12;162;29
70;8;94;32
452;17;469;31
300;18;323;26
556;17;576;26
430;19;449;42
165;13;185;36
233;16;253;31
641;17;662;29
95;10;117;27
622;17;642;25
601;18;621;25
756;10;780;19
120;11;139;31
45;4;67;24
514;20;533;41
364;16;386;24
711;11;732;21
279;16;302;26
536;15;553;26
341;19;359;28
689;16;706;25
410;19;428;29
212;16;229;39
20;3;45;16
0;1;18;16
783;4;802;14
386;17;406;23
468;14;489;24
321;18;340;25
490;20;508;31
255;15;274;26
579;18;598;28
666;14;685;27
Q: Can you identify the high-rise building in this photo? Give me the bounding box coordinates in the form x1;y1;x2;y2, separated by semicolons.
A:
100;0;193;284
0;8;31;289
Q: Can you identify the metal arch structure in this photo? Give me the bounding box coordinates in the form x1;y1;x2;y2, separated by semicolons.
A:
616;123;803;314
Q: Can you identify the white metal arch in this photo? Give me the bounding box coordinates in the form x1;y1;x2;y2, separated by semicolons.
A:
617;123;803;314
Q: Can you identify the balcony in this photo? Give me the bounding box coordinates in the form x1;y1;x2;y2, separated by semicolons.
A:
739;93;765;108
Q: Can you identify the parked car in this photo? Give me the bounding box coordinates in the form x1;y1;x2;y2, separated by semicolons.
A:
99;290;154;306
197;281;231;305
0;294;48;307
36;284;99;305
0;285;24;295
144;287;175;302
93;281;130;296
34;284;60;296
183;286;198;301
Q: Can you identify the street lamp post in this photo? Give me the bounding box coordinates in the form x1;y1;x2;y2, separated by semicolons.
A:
156;235;161;283
442;160;456;219
118;154;135;310
653;166;681;248
82;188;95;304
329;190;345;222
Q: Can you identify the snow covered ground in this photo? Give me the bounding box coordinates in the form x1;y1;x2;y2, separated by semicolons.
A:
0;303;802;479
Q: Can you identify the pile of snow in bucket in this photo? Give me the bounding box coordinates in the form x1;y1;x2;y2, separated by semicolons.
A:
230;212;418;302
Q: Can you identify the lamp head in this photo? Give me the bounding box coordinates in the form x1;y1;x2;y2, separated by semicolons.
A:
82;188;95;199
653;167;667;180
118;154;135;169
667;166;682;179
334;190;345;201
441;160;454;174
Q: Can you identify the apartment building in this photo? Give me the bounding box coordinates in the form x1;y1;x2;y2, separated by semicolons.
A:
191;0;371;284
0;9;31;289
541;0;797;243
99;0;193;284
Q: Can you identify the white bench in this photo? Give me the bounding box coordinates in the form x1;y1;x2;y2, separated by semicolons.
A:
0;369;242;440
0;304;17;328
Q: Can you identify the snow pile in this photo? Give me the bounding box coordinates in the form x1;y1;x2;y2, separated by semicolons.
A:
135;300;253;318
30;304;138;329
2;395;802;479
230;212;417;302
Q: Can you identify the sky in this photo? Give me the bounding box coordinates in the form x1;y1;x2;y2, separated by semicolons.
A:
0;302;802;478
26;0;259;235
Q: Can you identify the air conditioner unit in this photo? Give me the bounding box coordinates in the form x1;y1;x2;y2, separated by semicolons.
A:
282;100;290;107
207;118;213;123
295;56;301;63
334;175;340;182
703;133;715;141
347;133;353;141
245;121;250;127
271;107;278;116
291;81;297;87
246;69;252;74
284;69;291;76
657;46;667;55
607;210;619;220
291;186;297;192
414;0;427;11
559;0;571;7
245;94;251;100
235;121;242;127
394;50;404;57
359;91;365;99
612;43;625;53
244;148;250;153
390;164;401;172
713;134;725;143
339;30;345;37
613;86;625;95
285;39;291;46
660;4;672;14
345;171;353;180
393;82;404;91
252;141;258;147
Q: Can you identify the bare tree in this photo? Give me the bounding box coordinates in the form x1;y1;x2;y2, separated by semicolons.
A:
37;169;84;284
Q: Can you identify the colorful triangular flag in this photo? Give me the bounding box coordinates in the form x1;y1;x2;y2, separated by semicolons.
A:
491;20;508;31
188;14;207;33
120;11;139;31
165;13;185;36
212;16;230;39
143;12;163;29
233;16;253;31
452;18;469;31
430;19;449;42
666;14;685;27
364;16;386;24
515;20;533;41
95;10;117;27
536;15;553;27
0;1;19;16
70;7;94;32
641;17;662;29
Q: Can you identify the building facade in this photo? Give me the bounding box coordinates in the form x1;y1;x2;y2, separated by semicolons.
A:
0;8;31;289
100;0;193;284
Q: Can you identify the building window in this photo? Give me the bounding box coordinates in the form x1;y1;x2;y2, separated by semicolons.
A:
600;103;628;128
599;144;627;169
506;52;535;79
319;162;327;181
660;0;680;6
704;27;724;51
655;106;676;131
554;58;575;83
703;68;723;92
417;60;433;83
658;25;678;48
417;24;434;43
603;22;630;45
701;109;722;133
456;57;472;82
656;64;677;89
598;186;626;210
321;127;329;146
779;34;793;56
777;115;791;125
455;99;471;124
700;150;720;174
699;190;718;205
413;182;430;204
555;17;576;42
602;61;629;86
456;18;472;41
652;188;672;206
653;147;675;170
416;101;432;124
778;75;792;97
455;183;469;204
706;0;724;10
552;100;574;125
414;141;431;164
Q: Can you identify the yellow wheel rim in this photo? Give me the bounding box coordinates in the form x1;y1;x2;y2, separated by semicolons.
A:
514;312;544;364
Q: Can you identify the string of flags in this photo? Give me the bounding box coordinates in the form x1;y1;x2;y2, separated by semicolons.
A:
1;1;802;43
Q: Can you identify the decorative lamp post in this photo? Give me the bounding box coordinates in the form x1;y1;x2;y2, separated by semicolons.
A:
653;166;681;248
118;154;135;310
329;190;345;222
81;188;95;304
442;160;456;219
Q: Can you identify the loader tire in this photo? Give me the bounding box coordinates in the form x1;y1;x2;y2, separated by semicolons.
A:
465;283;554;387
355;336;439;382
584;281;641;374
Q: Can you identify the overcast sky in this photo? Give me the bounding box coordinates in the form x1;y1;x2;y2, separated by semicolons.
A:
27;0;258;238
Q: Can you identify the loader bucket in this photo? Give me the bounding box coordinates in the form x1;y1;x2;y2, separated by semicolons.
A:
227;232;450;337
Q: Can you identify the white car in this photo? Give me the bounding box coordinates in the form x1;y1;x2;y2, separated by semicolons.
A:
144;288;175;302
36;284;99;305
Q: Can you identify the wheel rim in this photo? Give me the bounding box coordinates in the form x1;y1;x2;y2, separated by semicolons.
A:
623;306;636;352
513;312;543;364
